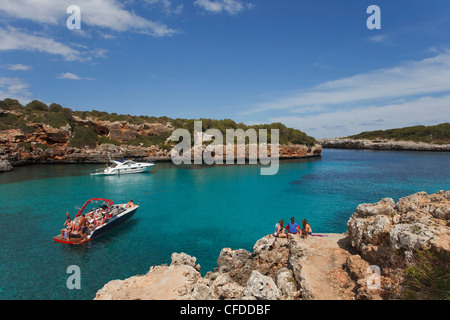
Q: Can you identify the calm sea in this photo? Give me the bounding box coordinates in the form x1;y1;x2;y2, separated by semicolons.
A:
0;148;449;299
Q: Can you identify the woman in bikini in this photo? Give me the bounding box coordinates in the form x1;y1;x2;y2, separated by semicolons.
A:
273;219;287;238
301;219;312;238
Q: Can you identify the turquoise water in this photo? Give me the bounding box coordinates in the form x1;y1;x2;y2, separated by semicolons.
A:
0;148;449;299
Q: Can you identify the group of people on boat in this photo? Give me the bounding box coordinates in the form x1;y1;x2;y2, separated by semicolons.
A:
60;200;136;241
60;212;102;241
273;217;312;238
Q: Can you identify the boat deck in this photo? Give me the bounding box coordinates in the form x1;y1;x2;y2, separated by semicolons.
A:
53;234;90;245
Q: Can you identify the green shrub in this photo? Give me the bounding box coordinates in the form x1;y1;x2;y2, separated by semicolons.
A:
0;98;23;110
41;112;70;128
26;100;48;111
49;103;63;112
127;132;171;147
0;113;34;132
18;142;32;152
69;126;98;148
97;136;122;146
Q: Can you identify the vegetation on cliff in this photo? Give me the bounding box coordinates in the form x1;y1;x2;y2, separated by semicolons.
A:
0;98;316;148
347;123;450;144
403;249;450;300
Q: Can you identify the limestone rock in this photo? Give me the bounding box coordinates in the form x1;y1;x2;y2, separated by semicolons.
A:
171;252;201;272
208;273;245;300
275;268;300;300
216;248;254;286
252;236;289;277
243;270;281;300
0;160;12;172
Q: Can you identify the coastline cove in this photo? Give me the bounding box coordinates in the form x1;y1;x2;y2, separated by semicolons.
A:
0;149;449;299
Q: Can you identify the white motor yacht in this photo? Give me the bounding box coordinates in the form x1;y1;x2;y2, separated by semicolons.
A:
91;159;154;176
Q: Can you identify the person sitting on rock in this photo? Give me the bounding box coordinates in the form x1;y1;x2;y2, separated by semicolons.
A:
286;217;300;234
301;219;312;238
273;219;287;238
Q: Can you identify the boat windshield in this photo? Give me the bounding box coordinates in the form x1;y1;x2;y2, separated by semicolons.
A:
75;199;113;218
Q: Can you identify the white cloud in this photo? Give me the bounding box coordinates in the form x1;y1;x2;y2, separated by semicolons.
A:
0;27;111;62
194;0;254;15
0;27;82;61
145;0;184;15
0;0;176;37
369;34;388;44
244;52;450;115
242;51;450;138
0;77;32;101
4;64;32;71
57;72;95;80
269;95;450;139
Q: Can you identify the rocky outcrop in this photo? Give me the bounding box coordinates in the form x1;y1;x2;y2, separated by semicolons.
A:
95;236;300;300
0;159;12;172
70;116;173;142
347;191;450;265
318;138;450;151
346;191;450;298
95;190;449;300
0;116;174;169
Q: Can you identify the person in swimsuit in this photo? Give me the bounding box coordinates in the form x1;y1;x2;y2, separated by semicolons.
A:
61;216;72;237
273;219;287;238
301;219;312;238
79;214;88;240
126;200;135;208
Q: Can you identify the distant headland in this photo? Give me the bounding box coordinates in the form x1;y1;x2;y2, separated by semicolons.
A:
318;123;450;151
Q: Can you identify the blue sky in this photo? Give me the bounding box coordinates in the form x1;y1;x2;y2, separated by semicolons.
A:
1;0;450;138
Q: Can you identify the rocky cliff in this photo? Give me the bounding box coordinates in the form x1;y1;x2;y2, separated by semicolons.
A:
0;113;321;172
94;190;450;300
318;138;450;151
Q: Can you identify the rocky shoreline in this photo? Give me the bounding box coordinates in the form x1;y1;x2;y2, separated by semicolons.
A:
0;143;322;172
0;118;322;172
318;138;450;151
95;190;450;300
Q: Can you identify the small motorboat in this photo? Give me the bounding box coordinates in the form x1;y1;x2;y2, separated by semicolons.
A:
53;198;139;244
91;159;154;176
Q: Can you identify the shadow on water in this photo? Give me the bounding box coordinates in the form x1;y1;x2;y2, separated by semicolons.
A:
0;163;101;185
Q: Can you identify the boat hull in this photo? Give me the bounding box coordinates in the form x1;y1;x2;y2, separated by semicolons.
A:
91;164;154;176
53;206;139;245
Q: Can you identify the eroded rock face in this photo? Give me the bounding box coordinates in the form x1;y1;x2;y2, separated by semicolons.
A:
347;191;450;265
243;270;282;300
95;234;353;300
216;248;254;286
1;110;322;171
